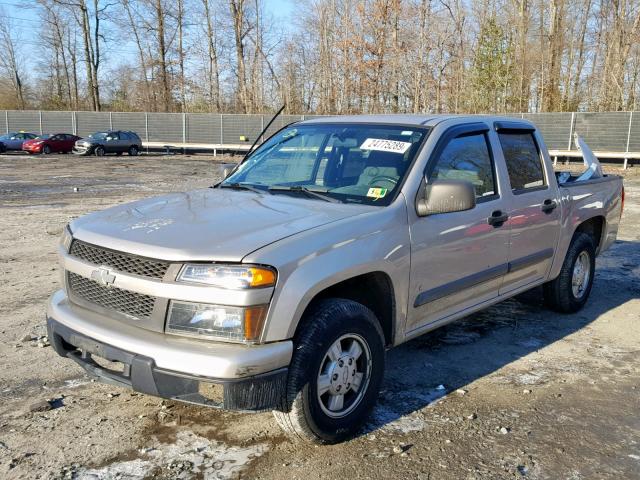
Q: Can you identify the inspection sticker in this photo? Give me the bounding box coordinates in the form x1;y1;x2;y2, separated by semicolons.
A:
360;138;412;154
367;187;388;199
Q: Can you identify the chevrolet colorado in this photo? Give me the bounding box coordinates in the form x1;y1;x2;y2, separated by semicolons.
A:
47;115;624;443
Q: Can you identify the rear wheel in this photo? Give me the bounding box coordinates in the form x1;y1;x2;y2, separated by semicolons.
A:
543;232;595;313
273;299;385;444
43;145;51;155
94;145;105;157
128;145;139;156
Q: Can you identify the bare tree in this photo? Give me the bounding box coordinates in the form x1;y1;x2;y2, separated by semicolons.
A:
0;14;26;109
229;0;250;112
5;0;640;114
201;0;221;111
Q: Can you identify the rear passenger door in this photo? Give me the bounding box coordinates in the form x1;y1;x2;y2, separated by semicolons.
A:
406;123;511;333
62;134;76;151
495;123;561;295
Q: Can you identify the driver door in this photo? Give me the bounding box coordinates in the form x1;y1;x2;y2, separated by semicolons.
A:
105;132;120;152
49;135;62;152
406;123;511;334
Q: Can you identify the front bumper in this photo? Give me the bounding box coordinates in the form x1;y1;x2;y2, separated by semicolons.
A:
47;290;292;410
47;318;287;411
23;144;42;153
72;145;92;155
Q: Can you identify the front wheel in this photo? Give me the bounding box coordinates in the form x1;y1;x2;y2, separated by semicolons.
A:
94;145;105;156
543;232;595;313
273;299;385;444
43;145;51;155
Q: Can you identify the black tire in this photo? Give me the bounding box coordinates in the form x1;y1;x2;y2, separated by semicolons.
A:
43;145;51;155
94;145;105;156
128;145;139;156
273;298;385;444
543;232;595;313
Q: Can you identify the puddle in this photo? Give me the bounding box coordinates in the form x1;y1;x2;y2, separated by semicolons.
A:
76;430;267;479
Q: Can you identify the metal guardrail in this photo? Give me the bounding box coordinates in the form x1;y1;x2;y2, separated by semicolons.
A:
1;110;638;165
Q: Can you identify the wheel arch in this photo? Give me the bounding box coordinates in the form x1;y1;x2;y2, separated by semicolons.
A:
291;271;396;348
572;215;606;253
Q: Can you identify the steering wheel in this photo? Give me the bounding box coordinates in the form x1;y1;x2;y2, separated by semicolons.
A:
368;175;398;189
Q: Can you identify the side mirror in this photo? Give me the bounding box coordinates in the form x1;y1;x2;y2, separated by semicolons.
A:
416;179;476;216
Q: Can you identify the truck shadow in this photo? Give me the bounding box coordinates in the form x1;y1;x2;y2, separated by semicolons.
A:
364;239;639;435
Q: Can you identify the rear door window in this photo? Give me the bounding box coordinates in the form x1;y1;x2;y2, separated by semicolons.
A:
498;133;546;191
430;132;498;200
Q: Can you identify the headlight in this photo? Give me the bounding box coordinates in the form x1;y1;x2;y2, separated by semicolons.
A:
177;264;276;289
166;300;268;342
60;224;73;252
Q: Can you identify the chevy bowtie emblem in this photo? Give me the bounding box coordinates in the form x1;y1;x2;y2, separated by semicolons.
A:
91;267;116;287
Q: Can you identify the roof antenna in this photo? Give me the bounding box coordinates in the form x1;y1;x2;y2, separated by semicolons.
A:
243;104;286;161
217;104;287;183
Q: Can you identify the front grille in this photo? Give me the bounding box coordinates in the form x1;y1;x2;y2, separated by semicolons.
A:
68;272;155;319
69;240;170;279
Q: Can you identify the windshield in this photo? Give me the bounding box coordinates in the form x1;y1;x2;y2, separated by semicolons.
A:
90;132;108;140
221;123;428;205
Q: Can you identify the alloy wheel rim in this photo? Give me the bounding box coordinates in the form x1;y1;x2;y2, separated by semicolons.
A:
572;251;591;299
316;334;372;419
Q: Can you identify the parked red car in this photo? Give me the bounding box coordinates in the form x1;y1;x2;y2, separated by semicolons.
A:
22;133;81;154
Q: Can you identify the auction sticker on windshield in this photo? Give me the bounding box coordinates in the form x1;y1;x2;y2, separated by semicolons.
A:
367;187;388;200
360;138;412;154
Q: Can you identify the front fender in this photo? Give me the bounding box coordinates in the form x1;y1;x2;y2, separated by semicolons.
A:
244;201;411;344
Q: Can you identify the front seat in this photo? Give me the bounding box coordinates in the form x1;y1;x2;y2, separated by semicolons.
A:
357;150;405;187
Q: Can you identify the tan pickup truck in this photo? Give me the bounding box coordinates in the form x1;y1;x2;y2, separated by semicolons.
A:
47;115;624;443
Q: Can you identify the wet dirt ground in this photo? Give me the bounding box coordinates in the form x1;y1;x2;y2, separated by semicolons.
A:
0;153;638;479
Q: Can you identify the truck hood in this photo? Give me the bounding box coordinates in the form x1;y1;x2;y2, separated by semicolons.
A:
70;188;372;262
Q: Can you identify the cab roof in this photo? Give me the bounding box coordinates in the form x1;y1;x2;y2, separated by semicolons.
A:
298;113;534;129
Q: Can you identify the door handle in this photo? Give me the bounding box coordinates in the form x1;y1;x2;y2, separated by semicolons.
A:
488;210;509;227
541;199;558;213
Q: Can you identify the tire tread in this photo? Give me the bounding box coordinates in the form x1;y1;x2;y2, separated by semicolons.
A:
273;298;384;444
543;232;595;313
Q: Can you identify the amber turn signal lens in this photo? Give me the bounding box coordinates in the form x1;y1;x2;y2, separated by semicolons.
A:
248;267;277;288
244;305;269;341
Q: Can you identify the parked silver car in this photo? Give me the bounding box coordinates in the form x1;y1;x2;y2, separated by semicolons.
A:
73;130;141;156
47;114;624;443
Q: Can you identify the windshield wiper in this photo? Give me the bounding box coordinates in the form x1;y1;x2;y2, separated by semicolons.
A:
219;182;267;195
268;185;340;203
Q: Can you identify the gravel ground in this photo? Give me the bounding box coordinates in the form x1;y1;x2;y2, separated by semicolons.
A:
0;153;638;480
